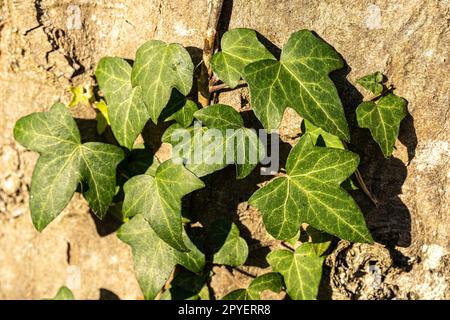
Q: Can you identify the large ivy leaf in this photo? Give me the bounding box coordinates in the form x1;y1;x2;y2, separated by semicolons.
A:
249;134;372;243
96;57;148;149
131;40;194;123
14;103;124;231
117;214;205;300
51;286;74;300
267;243;324;300
357;71;384;95
222;272;283;300
211;28;275;88
162;104;265;179
243;30;349;140
356;93;407;157
122;160;204;251
206;219;249;267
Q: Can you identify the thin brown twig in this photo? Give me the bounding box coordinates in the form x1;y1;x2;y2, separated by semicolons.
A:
198;0;224;107
355;168;379;207
203;0;224;77
342;142;379;207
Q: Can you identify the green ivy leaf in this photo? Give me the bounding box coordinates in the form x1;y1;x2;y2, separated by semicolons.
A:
131;41;194;123
68;85;92;107
160;90;199;128
249;134;372;243
117;214;205;300
206;219;248;267
93;100;110;135
122;160;204;251
13;103;124;231
223;272;283;300
211;28;275;88
52;286;74;300
162;104;265;179
267;243;324;300
357;71;384;95
356;93;407;157
96;57;148;150
243;30;349;141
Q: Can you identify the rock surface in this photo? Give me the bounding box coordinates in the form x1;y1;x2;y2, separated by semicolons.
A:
0;0;448;299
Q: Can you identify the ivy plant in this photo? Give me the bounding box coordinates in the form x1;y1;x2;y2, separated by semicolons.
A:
14;27;408;300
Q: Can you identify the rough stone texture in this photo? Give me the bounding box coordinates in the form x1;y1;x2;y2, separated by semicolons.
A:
0;0;448;299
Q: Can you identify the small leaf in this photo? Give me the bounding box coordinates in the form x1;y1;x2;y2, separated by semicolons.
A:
211;28;275;88
122;160;204;251
267;243;324;300
93;100;110;125
357;71;384;95
131;40;194;123
249;134;372;243
96;57;148;149
14;103;124;230
223;272;283;300
117;214;205;300
52;286;74;300
356;93;407;157
68;85;92;107
243;30;349;140
93;100;110;135
206;219;248;267
160;90;198;128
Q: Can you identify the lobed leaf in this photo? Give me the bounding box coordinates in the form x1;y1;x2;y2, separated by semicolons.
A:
96;57;148;149
211;28;275;88
131;40;194;123
14;103;124;231
267;243;324;300
117;214;205;300
356;93;407;157
249;134;373;243
122;160;204;251
243;30;349;140
357;71;384;95
206;219;249;267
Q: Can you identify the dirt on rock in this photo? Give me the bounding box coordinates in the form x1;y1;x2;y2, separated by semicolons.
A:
0;0;449;299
